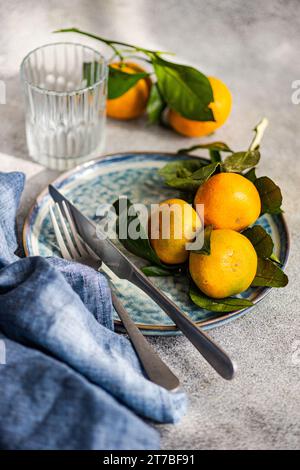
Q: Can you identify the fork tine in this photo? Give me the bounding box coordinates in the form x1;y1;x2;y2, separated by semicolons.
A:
62;201;88;257
56;203;79;259
49;206;72;260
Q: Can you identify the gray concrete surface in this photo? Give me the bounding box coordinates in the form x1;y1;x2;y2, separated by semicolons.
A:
0;0;299;450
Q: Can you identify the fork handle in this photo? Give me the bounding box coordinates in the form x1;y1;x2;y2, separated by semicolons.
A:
131;269;236;380
111;291;180;391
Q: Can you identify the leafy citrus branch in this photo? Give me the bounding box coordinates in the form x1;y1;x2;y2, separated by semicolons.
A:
54;27;172;59
54;27;214;122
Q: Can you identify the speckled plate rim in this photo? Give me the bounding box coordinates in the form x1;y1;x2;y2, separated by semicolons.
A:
23;151;290;333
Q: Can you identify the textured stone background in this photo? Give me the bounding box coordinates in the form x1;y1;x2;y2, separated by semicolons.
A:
0;0;299;450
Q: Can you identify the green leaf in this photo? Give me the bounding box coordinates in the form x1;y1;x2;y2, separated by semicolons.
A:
108;65;149;99
146;83;166;124
188;225;213;255
270;252;282;265
142;265;175;276
244;167;257;183
222;149;260;173
113;198;179;272
159;159;205;179
160;176;201;192
158;159;206;192
152;56;214;121
189;286;253;313
178;142;233;155
254;176;283;215
114;198;160;264
251;258;288;287
161;162;219;192
191;162;220;182
243;225;274;258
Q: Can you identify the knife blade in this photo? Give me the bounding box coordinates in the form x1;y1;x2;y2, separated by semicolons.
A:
49;184;236;380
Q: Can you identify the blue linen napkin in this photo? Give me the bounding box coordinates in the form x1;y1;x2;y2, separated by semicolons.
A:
0;171;187;450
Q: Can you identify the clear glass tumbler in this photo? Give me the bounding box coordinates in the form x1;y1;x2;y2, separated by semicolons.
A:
20;42;107;170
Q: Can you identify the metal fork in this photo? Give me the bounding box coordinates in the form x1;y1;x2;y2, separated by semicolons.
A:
50;201;180;391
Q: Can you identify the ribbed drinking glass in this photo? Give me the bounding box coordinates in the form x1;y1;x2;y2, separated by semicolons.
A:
20;42;107;170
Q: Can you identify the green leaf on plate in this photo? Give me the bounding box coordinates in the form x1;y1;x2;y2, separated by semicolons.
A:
160;176;201;193
251;258;288;287
158;159;208;192
222;149;260;173
160;161;219;192
159;158;205;179
244;167;257;183
191;162;220;182
146;82;166;124
269;252;282;265
114;198;161;264
254;176;283;215
177;141;233;155
188;225;213;255
142;265;175;276
152;56;214;121
108;65;149;99
243;225;274;258
113;198;180;272
189;286;253;312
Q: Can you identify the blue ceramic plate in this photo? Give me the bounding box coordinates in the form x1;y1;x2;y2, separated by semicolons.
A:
23;152;290;335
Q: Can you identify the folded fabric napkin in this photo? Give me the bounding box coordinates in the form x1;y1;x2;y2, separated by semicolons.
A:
0;172;187;450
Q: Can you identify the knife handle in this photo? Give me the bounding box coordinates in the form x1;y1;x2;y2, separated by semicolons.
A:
111;291;180;391
131;269;236;380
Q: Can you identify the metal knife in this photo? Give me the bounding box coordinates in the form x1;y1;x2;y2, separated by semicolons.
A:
49;184;236;380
